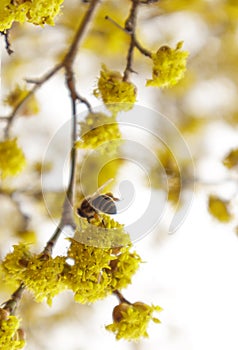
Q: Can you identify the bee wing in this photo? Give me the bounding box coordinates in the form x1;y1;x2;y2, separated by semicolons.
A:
105;192;120;201
89;178;114;201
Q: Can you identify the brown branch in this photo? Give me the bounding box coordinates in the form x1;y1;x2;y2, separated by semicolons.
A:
105;1;152;81
113;290;132;305
43;0;100;255
3;0;99;137
63;0;100;67
123;0;140;81
1;30;14;55
1;0;101;310
134;38;152;58
2;283;25;314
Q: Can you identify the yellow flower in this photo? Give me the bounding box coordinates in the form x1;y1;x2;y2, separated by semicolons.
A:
76;113;121;154
0;138;26;179
65;237;141;303
0;311;25;350
1;244;66;305
146;41;189;88
208;195;233;223
223;148;238;169
0;0;64;31
109;246;142;291
94;65;136;114
65;239;115;303
106;301;162;341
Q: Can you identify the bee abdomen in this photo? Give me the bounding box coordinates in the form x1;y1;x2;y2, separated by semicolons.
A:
91;195;117;214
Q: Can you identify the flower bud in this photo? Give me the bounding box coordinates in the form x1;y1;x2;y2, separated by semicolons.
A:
112;303;130;323
0;308;10;322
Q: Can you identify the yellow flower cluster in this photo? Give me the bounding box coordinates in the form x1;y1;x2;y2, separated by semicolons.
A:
1;234;141;306
4;85;39;117
0;138;26;179
109;246;141;291
65;238;141;304
106;301;162;341
1;244;66;305
94;65;136;114
223;148;238;169
0;309;25;350
208;195;233;223
74;215;131;248
146;41;189;88
76;113;121;154
65;240;115;303
0;0;64;31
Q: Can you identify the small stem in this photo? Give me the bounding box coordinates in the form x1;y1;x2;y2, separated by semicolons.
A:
123;0;140;81
114;290;132;304
4;63;62;138
66;95;77;204
105;2;152;79
105;16;128;32
2;283;25;314
43;0;100;254
134;38;152;58
76;93;93;112
0;0;102;316
63;0;100;66
42;225;63;256
1;30;14;55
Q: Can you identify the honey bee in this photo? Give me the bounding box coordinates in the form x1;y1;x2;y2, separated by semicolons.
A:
77;180;119;222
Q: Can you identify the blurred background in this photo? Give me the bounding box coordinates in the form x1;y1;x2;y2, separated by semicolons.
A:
1;0;238;349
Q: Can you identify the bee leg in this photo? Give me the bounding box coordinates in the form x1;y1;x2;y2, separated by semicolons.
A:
93;212;107;228
93;212;100;221
101;218;107;228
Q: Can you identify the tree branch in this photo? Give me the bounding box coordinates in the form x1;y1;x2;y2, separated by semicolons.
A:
42;0;100;255
113;290;132;305
2;283;25;314
1;0;101;308
123;0;140;81
0;30;14;55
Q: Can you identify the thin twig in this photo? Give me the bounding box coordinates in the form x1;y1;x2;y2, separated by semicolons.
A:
2;283;25;314
105;0;152;81
1;0;101;309
123;0;140;81
105;16;128;32
134;38;152;58
3;0;99;137
114;290;132;304
4;63;62;138
43;0;100;255
1;30;14;55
